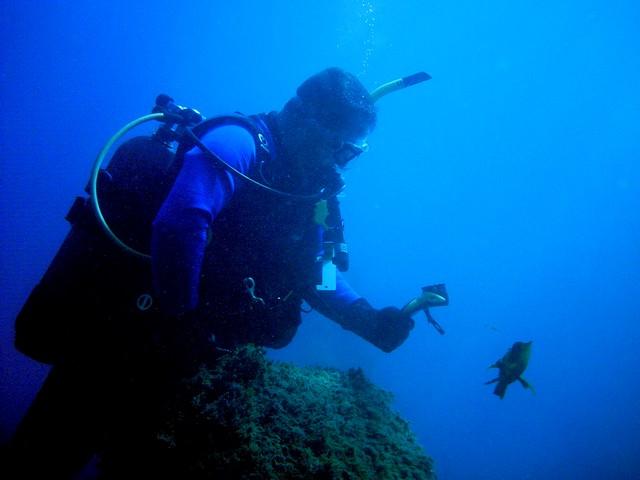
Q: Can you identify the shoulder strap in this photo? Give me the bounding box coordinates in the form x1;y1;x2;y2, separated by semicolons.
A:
172;113;271;177
174;114;333;201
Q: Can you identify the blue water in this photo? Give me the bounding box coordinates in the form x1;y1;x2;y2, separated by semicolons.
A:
1;1;639;478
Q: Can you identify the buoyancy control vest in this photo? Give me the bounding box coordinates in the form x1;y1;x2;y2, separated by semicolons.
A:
15;112;345;364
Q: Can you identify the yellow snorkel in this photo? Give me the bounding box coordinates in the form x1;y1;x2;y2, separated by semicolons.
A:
369;71;431;103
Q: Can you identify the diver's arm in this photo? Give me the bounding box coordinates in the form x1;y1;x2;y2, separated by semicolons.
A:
305;274;415;352
152;125;255;315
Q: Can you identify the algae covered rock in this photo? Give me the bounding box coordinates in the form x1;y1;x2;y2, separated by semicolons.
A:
154;345;435;479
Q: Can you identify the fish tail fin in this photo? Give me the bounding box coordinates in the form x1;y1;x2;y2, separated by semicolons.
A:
493;381;508;399
518;376;536;395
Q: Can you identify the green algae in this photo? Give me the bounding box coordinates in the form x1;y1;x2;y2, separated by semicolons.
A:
154;345;435;479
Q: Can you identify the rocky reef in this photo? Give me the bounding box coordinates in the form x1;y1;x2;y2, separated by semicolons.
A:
107;345;435;479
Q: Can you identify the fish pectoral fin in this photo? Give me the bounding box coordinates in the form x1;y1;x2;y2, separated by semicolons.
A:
518;376;536;395
485;377;499;385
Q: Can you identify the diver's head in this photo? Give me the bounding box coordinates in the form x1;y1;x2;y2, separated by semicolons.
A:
277;68;376;173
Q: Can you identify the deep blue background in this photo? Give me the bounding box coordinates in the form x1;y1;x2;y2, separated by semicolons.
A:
2;1;639;478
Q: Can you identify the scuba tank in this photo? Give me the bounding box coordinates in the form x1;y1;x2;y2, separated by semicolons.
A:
14;96;198;364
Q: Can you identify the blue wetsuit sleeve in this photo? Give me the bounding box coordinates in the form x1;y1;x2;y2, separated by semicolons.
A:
305;272;415;352
151;125;256;315
304;272;361;320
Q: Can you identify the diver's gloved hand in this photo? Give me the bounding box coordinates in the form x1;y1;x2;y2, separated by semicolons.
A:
341;299;415;353
374;306;415;352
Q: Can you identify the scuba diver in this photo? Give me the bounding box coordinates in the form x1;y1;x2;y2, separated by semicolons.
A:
2;67;447;477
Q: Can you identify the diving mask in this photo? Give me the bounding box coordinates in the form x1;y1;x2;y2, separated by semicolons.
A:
333;140;369;168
